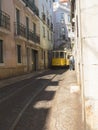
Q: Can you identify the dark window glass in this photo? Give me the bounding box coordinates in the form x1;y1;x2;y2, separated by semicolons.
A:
43;26;45;37
55;52;59;58
0;40;3;63
33;22;36;34
60;52;64;58
17;45;21;63
16;8;20;24
26;17;29;39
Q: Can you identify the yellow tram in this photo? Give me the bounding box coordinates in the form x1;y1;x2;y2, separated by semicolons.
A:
51;50;71;68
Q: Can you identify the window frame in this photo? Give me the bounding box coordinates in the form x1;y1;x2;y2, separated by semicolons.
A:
0;40;3;63
17;44;21;63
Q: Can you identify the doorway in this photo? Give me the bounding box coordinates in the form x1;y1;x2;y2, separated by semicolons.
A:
32;49;38;71
26;48;30;71
44;51;46;69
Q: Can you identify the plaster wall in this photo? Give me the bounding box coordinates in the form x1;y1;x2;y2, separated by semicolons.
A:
0;0;41;79
78;0;98;129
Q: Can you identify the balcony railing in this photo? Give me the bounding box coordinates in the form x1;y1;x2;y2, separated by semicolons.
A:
14;22;26;38
29;30;40;43
22;0;39;17
0;10;10;30
42;13;46;22
14;22;40;43
47;18;50;26
36;35;40;43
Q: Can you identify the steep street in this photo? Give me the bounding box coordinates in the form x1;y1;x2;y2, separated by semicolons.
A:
0;69;83;130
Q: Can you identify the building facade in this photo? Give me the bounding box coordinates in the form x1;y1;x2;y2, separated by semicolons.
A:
71;0;98;130
38;0;54;69
0;0;53;79
53;0;72;50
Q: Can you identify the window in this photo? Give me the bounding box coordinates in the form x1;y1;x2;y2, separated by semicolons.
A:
26;17;29;39
16;8;20;35
33;22;36;34
43;26;45;37
17;45;21;63
49;0;51;8
61;27;65;34
61;35;65;40
0;0;1;10
60;19;64;23
60;52;64;58
47;30;49;40
16;8;20;24
0;40;3;63
68;15;70;22
55;52;59;58
41;49;43;59
61;13;64;19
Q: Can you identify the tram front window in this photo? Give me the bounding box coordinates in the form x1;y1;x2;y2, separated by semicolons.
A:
55;52;59;58
60;52;64;58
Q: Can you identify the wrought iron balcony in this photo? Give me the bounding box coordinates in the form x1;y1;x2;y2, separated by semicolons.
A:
14;22;26;38
0;10;10;31
14;22;40;43
22;0;39;17
29;30;40;43
42;13;46;22
35;35;40;43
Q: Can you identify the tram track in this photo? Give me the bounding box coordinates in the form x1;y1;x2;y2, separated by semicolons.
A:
0;71;58;130
0;80;38;104
0;70;54;103
10;74;57;130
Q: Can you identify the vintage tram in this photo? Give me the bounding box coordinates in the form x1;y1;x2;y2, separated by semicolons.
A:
51;50;71;68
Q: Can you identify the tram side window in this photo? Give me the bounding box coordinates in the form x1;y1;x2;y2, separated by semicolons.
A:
64;53;66;58
60;52;64;58
55;52;59;58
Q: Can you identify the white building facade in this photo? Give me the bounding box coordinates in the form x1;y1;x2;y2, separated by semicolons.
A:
53;0;72;50
38;0;54;69
71;0;98;129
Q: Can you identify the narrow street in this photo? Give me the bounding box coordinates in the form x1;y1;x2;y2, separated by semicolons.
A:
1;0;98;129
0;69;83;130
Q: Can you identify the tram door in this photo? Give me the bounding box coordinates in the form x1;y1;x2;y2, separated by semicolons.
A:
32;50;38;71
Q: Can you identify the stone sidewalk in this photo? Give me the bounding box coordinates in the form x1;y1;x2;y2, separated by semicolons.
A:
48;70;84;130
0;70;46;88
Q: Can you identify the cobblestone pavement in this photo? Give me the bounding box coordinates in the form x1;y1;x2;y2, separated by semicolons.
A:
48;70;84;130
